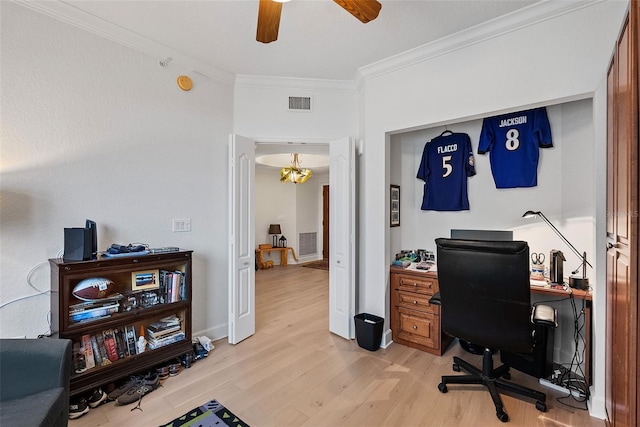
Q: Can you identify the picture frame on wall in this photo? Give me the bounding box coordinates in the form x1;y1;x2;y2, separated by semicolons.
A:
390;185;400;227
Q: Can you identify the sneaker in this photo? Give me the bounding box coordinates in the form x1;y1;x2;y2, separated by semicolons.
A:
107;375;141;401
87;388;108;408
116;372;159;406
69;397;89;419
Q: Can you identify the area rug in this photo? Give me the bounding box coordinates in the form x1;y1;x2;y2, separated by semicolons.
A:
160;399;249;427
301;259;329;271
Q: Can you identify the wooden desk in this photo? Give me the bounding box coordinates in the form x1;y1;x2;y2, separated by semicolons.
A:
256;246;298;267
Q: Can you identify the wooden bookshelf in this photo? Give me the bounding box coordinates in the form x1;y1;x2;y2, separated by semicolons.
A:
49;251;193;396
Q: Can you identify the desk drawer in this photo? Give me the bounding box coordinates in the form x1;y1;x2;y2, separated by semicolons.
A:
396;307;439;349
397;275;436;295
396;291;438;314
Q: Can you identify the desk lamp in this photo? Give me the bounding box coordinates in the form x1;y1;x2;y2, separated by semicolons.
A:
268;224;281;247
522;210;592;289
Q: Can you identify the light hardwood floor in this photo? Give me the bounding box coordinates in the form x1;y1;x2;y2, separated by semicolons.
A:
72;265;603;426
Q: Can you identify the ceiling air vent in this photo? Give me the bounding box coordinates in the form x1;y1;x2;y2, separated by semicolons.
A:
288;96;312;111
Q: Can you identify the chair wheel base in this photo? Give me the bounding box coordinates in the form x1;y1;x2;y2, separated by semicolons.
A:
496;410;509;422
536;401;547;412
438;383;448;393
452;363;460;372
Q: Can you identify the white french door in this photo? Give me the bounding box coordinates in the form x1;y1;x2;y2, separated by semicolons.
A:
228;135;355;342
228;134;256;344
329;137;356;339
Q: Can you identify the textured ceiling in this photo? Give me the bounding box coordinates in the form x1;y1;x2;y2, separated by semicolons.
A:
51;0;540;80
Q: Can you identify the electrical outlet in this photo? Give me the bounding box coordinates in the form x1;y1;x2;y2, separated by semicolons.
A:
172;219;192;232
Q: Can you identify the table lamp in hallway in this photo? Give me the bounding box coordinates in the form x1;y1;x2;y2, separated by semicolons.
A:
269;224;281;247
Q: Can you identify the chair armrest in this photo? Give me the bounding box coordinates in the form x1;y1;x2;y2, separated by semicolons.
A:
429;292;441;306
531;304;557;328
0;338;72;401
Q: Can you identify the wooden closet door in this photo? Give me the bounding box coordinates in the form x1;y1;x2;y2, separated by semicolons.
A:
606;3;639;426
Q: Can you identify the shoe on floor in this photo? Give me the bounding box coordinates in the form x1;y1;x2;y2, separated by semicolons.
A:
69;397;89;419
87;387;108;408
116;372;159;406
107;375;141;401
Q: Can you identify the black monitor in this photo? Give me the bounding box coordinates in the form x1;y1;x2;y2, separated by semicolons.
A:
450;229;513;241
85;219;97;259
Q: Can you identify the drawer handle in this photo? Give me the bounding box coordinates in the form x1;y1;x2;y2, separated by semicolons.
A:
413;300;417;304
412;325;418;330
413;283;417;287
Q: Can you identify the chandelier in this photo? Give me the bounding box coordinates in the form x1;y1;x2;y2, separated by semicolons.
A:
280;153;312;184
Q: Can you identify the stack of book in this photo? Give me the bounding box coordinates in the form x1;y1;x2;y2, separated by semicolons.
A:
159;270;186;303
146;315;184;350
69;297;121;324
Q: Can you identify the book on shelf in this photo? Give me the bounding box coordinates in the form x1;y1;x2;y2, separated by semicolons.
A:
90;335;103;367
69;298;121;314
95;333;111;366
102;329;119;362
147;331;185;350
69;301;119;323
148;315;180;331
147;324;181;339
81;334;95;369
125;325;137;356
113;327;127;359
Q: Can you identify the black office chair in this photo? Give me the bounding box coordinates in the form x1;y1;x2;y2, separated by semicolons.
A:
432;238;557;423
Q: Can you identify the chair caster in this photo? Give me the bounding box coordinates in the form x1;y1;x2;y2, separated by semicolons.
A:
496;410;509;422
438;383;448;393
535;401;547;412
452;363;460;372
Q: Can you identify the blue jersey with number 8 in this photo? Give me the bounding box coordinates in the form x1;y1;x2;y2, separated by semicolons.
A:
417;132;476;211
478;107;552;188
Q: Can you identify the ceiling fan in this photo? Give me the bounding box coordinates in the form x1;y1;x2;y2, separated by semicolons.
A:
257;0;382;43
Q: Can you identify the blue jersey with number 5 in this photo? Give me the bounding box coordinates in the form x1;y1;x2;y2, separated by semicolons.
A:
478;107;552;188
417;132;476;211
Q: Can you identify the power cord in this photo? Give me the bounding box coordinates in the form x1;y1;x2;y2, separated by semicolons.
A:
0;261;51;309
534;291;590;410
0;260;54;338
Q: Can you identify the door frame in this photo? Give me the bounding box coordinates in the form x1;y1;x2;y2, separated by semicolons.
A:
228;136;357;343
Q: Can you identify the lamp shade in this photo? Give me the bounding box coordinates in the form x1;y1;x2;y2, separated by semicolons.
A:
268;224;281;234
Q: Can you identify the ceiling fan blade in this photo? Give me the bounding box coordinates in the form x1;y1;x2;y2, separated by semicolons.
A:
256;0;282;43
333;0;381;23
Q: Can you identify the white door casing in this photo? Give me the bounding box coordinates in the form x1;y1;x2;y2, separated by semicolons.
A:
228;134;256;344
329;137;356;339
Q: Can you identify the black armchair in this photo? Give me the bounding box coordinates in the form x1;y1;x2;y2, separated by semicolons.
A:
432;238;556;423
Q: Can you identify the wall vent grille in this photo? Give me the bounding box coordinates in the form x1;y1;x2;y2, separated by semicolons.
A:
298;232;317;256
289;96;312;111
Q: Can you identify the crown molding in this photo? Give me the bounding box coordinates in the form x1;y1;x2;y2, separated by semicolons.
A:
355;0;605;86
234;74;357;93
15;0;235;85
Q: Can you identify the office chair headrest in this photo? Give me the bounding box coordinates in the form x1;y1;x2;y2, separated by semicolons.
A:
435;238;528;255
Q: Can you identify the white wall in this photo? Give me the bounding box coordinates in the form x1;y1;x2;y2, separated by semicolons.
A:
234;77;359;142
0;3;234;340
358;1;628;418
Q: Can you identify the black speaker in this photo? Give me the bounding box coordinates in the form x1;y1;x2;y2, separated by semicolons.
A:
64;228;92;262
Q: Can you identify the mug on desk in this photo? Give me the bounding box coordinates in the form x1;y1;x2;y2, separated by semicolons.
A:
531;252;546;279
531;262;545;278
